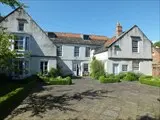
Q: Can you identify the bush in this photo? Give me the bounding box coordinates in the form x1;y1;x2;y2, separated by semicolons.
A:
48;68;58;78
90;58;105;79
99;76;106;82
43;76;72;85
139;75;160;87
115;72;127;80
99;74;120;83
123;72;138;81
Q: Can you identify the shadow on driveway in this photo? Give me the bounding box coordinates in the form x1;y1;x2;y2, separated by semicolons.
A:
9;89;114;118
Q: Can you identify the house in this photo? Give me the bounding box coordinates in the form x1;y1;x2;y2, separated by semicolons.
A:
152;46;160;76
0;7;153;78
0;7;57;78
46;32;108;76
94;23;152;75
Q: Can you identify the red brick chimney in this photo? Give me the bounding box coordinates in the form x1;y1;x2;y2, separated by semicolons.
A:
116;22;122;37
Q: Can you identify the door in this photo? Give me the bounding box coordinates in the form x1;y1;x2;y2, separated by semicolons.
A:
73;63;80;76
113;64;119;75
76;64;79;76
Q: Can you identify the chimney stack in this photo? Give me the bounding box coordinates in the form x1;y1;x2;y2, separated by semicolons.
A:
116;22;122;37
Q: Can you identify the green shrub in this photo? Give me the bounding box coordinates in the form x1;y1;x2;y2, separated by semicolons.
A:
135;72;143;79
139;75;160;87
99;74;120;83
43;76;72;85
99;76;106;82
90;58;105;79
116;72;127;80
123;72;137;81
106;73;114;78
48;68;58;78
65;76;72;84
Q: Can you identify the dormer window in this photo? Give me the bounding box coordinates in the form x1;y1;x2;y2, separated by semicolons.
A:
48;32;56;38
18;22;24;31
83;35;90;40
17;18;28;31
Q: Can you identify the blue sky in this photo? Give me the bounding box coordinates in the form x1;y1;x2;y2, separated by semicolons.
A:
0;0;159;41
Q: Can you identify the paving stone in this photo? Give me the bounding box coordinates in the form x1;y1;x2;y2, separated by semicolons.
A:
102;109;119;118
4;78;160;120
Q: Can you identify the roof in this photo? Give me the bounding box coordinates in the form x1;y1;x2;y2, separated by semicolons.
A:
94;25;138;54
0;7;21;23
50;37;107;46
47;32;110;46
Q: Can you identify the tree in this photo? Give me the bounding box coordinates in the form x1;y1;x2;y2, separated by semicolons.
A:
0;27;17;73
0;0;24;9
154;41;160;48
90;57;105;79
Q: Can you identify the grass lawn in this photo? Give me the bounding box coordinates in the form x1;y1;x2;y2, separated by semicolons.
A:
0;82;24;97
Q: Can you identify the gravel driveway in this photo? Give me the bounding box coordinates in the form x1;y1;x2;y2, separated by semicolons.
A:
5;77;160;120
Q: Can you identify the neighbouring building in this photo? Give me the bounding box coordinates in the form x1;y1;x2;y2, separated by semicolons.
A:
94;23;152;75
152;46;160;76
0;7;153;78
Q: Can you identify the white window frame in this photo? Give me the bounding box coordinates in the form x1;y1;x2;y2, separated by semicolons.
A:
57;45;62;57
83;63;89;72
122;64;128;72
14;59;30;77
132;39;139;53
114;45;119;55
132;61;140;71
14;36;29;51
40;61;48;74
18;22;24;31
74;46;79;57
85;47;90;57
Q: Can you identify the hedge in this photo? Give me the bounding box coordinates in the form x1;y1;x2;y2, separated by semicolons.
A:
42;76;72;85
139;76;160;87
0;76;37;119
99;74;120;83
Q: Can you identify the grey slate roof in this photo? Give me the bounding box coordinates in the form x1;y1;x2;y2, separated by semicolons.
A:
50;38;106;46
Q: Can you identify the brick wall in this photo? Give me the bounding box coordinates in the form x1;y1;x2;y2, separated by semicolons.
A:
152;47;160;77
152;47;160;64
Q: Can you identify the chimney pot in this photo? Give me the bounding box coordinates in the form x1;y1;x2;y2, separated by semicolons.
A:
116;22;122;37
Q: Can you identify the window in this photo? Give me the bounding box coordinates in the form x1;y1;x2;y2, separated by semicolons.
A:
18;22;24;31
114;45;119;55
57;45;62;56
73;63;77;71
14;36;29;51
74;46;79;57
40;61;48;74
122;65;128;71
25;37;29;50
24;61;29;74
132;61;139;71
132;40;138;52
48;32;56;38
14;60;29;76
83;35;90;40
14;36;24;50
83;63;88;72
85;47;90;57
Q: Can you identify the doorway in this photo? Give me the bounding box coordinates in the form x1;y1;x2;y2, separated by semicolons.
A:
113;64;119;75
